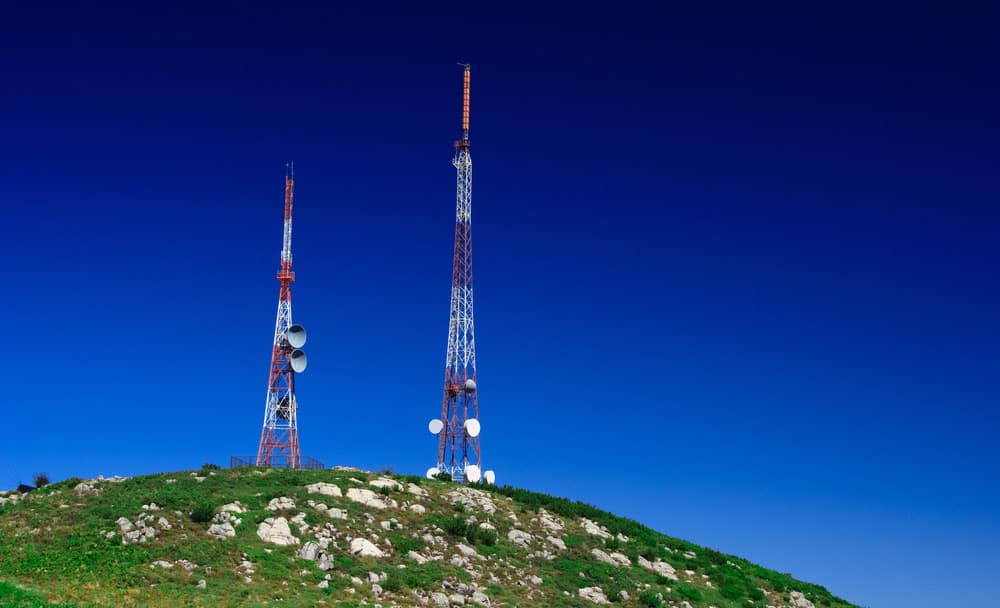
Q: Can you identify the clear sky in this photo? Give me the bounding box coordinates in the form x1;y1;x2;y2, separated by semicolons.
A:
2;3;997;608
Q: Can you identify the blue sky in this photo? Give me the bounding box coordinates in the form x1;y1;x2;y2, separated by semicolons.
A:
1;3;998;607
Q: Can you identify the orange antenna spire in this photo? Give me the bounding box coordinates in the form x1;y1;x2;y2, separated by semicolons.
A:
461;63;470;142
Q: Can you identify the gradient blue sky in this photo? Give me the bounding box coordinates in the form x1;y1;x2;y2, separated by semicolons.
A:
2;4;997;607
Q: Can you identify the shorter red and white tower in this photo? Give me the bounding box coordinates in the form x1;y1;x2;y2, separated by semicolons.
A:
256;164;308;468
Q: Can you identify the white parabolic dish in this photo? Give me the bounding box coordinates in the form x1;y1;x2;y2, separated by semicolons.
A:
484;470;495;485
428;419;444;434
464;418;481;437
425;467;440;479
290;349;307;373
464;464;481;483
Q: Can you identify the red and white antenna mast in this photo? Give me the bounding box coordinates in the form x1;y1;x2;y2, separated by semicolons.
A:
256;163;309;468
427;65;494;485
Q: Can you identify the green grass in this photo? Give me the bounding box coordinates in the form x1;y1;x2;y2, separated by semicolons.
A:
0;467;861;608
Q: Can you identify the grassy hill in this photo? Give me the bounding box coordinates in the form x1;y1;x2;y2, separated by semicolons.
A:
0;466;860;608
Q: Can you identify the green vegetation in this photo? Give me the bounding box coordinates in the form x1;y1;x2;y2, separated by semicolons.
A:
0;468;861;608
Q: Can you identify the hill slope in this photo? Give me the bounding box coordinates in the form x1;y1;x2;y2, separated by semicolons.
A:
0;467;859;608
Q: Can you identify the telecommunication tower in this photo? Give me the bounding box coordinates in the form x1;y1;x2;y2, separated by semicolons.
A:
256;164;309;468
427;65;495;485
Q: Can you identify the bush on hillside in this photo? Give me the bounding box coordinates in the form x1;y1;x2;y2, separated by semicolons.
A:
33;473;50;488
190;501;214;523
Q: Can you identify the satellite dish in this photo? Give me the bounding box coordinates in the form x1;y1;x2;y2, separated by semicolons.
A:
465;379;477;392
425;467;440;479
428;419;444;435
464;418;481;438
464;464;481;483
484;470;496;485
290;349;307;373
286;324;307;348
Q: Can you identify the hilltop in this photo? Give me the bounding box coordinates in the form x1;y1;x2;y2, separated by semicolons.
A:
0;467;859;608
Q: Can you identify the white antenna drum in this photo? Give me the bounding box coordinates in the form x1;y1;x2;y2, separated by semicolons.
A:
428;419;444;435
465;379;477;392
290;349;307;373
483;470;495;485
463;418;480;438
464;464;481;483
426;467;441;479
286;324;307;348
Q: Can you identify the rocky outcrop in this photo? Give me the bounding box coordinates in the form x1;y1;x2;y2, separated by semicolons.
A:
580;518;611;538
638;555;678;580
507;529;532;547
256;517;299;546
578;586;609;604
305;482;343;497
591;548;631;567
346;487;396;510
349;537;385;557
266;496;296;511
791;591;816;608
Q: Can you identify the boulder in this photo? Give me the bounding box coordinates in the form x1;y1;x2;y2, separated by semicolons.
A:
578;586;609;604
207;522;235;539
346;487;395;510
580;518;611;538
349;537;385;558
507;529;532;548
266;496;296;511
256;517;299;546
790;591;816;608
299;541;321;561
638;555;678;580
305;482;343;497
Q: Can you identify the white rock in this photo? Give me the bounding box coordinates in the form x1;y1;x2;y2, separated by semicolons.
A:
547;536;567;551
455;543;480;559
346;487;395;510
196;579;207;589
299;541;321;561
318;579;329;589
450;593;466;605
507;529;532;548
406;482;429;497
349;537;385;558
369;477;401;491
535;509;565;532
431;592;449;606
305;482;343;497
220;501;246;514
73;483;96;497
471;591;490;605
407;550;429;564
790;591;816;608
207;522;235;539
157;517;171;530
256;517;300;546
267;496;296;511
638;555;678;580
150;560;173;569
528;575;543;585
409;503;427;514
580;518;611;538
578;586;609;604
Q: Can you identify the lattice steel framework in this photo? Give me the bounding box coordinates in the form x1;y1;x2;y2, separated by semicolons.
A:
436;65;481;479
256;166;302;468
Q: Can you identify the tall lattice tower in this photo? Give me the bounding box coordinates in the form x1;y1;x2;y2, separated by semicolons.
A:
256;164;309;468
427;65;494;485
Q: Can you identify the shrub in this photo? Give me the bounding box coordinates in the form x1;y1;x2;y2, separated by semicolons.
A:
433;471;453;482
33;473;50;488
201;463;221;471
639;590;662;607
676;583;702;602
190;501;214;523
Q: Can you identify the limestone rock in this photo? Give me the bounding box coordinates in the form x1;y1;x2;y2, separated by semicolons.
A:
790;591;816;608
349;537;385;557
305;482;343;497
266;496;296;511
638;555;678;580
299;541;321;561
369;477;401;491
507;529;532;547
580;518;611;538
346;487;396;510
207;522;235;539
578;586;609;604
547;536;567;551
256;517;299;546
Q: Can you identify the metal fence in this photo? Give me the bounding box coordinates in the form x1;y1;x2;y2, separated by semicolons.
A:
229;455;325;470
